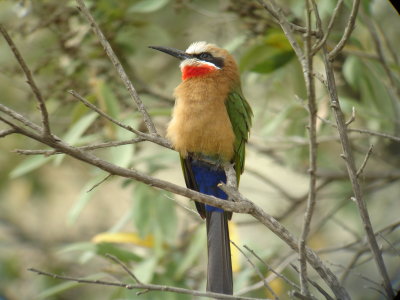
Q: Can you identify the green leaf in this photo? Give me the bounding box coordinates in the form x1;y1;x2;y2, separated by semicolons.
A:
343;56;363;90
132;183;177;243
54;112;98;165
99;81;120;119
129;0;169;13
174;225;206;279
37;273;107;299
240;31;295;74
132;183;154;238
95;242;142;262
67;175;105;224
135;256;158;283
10;155;52;178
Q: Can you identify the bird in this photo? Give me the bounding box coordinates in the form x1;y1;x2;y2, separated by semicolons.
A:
150;41;252;295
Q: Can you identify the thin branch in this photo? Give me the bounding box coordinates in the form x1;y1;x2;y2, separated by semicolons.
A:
312;0;344;54
328;0;361;60
0;103;42;133
0;128;17;138
356;145;373;177
0;24;52;138
257;0;304;61
27;268;264;300
298;1;318;296
75;0;157;135
345;107;356;126
290;264;331;300
231;241;279;300
14;138;148;156
87;174;113;192
105;254;142;284
378;233;400;257
347;128;400;143
243;245;301;292
68;90;172;149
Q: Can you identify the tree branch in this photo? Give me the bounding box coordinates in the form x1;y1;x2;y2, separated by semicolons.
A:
328;0;361;60
68;90;172;149
298;1;318;296
0;24;52;138
75;0;158;135
318;13;395;300
27;268;264;300
0;128;17;138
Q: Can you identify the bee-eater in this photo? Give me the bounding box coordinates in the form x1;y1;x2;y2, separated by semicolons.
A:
150;41;252;295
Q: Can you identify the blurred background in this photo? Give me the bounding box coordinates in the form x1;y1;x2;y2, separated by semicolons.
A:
0;0;399;299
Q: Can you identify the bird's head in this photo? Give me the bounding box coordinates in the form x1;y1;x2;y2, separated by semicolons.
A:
149;41;237;81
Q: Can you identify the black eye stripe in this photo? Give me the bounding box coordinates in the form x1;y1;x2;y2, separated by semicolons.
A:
194;52;224;69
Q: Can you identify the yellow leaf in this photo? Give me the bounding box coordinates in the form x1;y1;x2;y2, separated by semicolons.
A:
266;277;285;298
92;232;154;248
228;221;240;272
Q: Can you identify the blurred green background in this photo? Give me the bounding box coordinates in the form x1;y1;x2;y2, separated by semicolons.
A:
0;0;399;299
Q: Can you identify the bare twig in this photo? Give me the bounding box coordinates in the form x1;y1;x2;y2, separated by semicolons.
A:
105;254;142;284
14;138;147;156
0;128;17;138
231;241;279;299
0;103;43;133
243;245;301;291
27;268;264;300
345;107;356;126
290;264;332;300
87;174;113;192
298;1;318;296
328;0;361;60
75;0;157;135
312;0;344;54
348;128;400;143
0;25;52;138
69;90;172;149
356;145;373;177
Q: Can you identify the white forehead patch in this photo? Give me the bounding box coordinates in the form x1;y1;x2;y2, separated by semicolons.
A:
186;41;209;54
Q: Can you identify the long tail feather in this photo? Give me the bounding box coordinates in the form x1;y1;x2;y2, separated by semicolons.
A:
206;210;233;295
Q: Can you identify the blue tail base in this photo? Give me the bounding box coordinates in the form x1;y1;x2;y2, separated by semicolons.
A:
190;159;227;213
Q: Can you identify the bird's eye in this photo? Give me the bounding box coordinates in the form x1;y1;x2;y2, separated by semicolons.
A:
199;52;212;60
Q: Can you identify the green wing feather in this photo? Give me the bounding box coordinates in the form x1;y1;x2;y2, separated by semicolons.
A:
225;86;253;183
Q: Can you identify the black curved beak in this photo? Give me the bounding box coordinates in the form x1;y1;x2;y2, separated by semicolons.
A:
149;46;192;61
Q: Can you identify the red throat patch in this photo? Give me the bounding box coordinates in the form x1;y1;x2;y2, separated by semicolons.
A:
182;64;216;80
